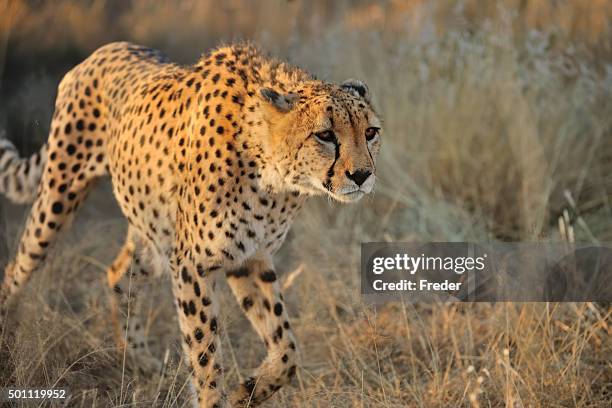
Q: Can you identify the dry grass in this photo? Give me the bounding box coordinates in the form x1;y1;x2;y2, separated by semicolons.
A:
1;1;612;407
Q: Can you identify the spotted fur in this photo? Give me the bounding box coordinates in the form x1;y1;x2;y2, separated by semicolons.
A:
0;42;382;407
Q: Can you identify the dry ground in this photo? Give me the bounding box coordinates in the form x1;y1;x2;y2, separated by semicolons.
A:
1;1;612;407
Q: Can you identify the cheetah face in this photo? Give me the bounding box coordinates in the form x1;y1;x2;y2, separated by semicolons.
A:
260;79;381;203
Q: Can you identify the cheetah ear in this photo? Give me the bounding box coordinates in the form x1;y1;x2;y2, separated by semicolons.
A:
260;88;298;113
341;79;370;102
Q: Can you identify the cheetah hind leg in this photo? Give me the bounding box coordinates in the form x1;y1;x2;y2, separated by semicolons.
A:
1;175;93;325
107;228;163;377
107;231;135;351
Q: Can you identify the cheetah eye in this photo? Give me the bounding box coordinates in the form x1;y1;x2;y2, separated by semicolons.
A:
314;130;337;144
365;127;379;142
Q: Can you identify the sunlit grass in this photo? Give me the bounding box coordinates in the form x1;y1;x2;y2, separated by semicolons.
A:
1;1;611;407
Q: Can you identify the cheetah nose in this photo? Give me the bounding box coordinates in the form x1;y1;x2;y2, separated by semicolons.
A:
345;169;372;186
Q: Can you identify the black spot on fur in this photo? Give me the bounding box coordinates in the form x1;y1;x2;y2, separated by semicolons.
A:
198;352;209;366
259;270;277;282
51;201;64;214
194;327;204;341
210;317;217;332
274;302;283;316
226;266;250;278
242;297;254;311
243;377;256;394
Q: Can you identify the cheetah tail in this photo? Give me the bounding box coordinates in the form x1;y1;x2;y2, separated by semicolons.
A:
0;134;47;204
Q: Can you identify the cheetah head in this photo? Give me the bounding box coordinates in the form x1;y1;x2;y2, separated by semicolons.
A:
259;79;381;203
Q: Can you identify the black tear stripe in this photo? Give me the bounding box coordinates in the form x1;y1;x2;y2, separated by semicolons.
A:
323;141;340;191
351;107;375;168
366;129;374;164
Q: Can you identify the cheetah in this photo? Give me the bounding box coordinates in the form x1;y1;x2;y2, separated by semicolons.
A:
0;42;381;407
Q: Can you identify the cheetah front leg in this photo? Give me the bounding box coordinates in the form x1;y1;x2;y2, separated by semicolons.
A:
226;257;298;407
172;251;226;408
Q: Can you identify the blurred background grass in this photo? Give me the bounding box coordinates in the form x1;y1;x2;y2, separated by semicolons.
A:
0;0;611;407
